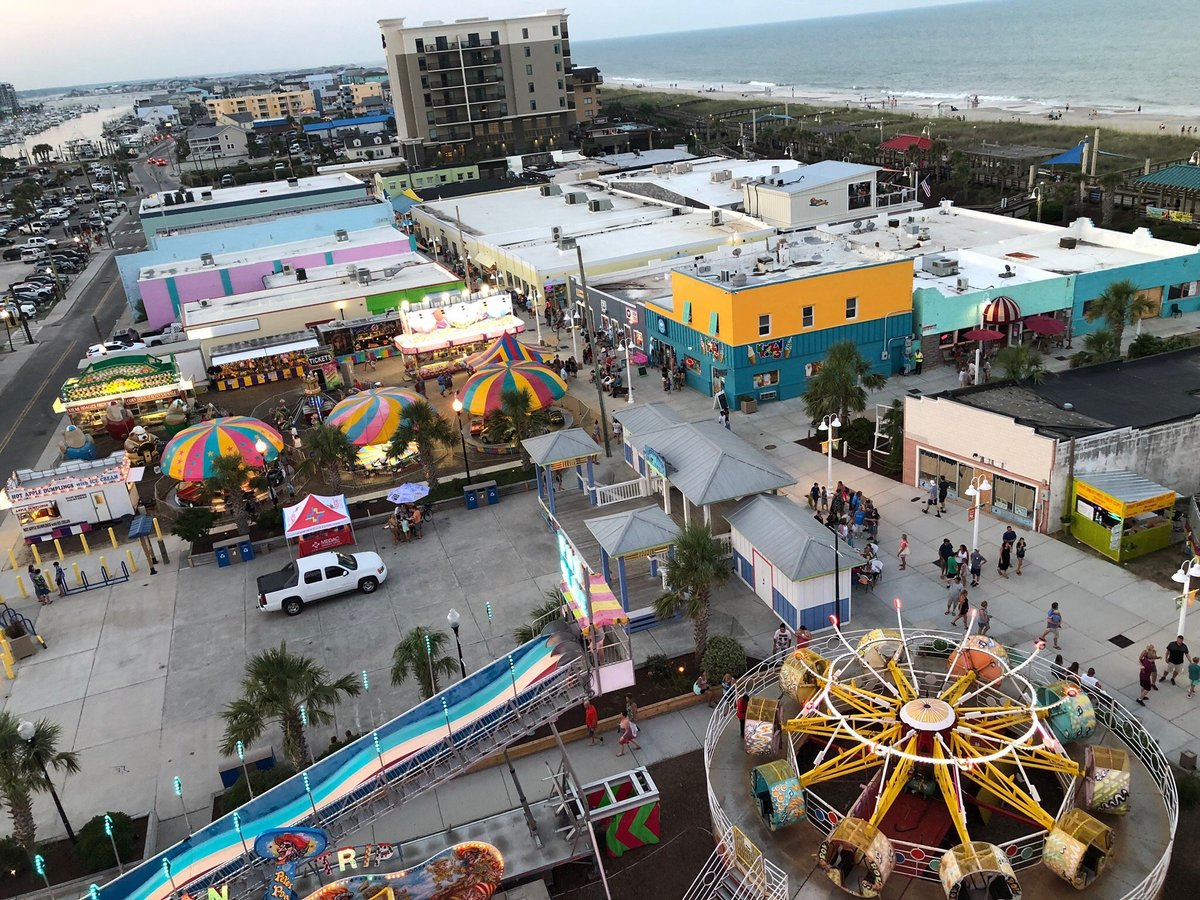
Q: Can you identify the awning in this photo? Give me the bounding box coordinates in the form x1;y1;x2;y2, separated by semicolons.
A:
983;295;1021;326
211;338;318;367
283;493;352;538
561;572;628;635
1042;144;1086;167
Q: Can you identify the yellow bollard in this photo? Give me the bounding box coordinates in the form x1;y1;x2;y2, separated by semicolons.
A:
108;527;118;549
126;549;138;574
15;577;27;599
80;532;90;555
30;544;40;566
99;555;107;579
72;562;82;586
0;634;13;680
7;548;17;572
53;539;64;562
153;517;163;539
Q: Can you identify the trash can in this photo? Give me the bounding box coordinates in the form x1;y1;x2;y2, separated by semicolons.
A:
485;482;499;505
464;486;479;510
215;546;231;567
239;540;255;561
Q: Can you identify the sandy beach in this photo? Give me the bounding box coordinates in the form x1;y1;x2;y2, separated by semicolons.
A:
606;77;1200;139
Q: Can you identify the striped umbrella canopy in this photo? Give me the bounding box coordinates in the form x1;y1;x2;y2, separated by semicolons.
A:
327;387;423;446
467;332;544;369
161;416;283;482
458;362;567;415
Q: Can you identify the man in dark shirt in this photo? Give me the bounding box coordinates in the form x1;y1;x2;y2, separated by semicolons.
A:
937;538;954;577
937;475;950;514
1163;635;1190;684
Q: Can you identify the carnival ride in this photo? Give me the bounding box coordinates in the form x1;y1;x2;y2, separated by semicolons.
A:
94;624;591;900
694;602;1172;900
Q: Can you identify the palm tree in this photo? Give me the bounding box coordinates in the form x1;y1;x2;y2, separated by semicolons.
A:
391;627;460;699
0;713;81;852
487;388;548;465
877;400;904;475
31;144;52;164
992;344;1047;383
1082;279;1155;349
387;400;456;488
655;523;730;663
298;423;358;493
220;642;361;771
201;454;266;536
512;590;566;645
1070;329;1122;368
802;341;887;425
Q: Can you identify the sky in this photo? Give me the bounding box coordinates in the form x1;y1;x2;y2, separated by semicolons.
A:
8;0;985;91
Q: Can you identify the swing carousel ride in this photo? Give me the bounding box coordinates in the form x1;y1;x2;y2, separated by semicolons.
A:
714;601;1174;900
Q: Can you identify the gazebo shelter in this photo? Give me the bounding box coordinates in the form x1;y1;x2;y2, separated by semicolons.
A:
523;427;602;519
586;505;681;614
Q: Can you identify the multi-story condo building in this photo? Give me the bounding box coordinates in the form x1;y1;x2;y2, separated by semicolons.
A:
569;66;601;124
379;10;574;165
205;90;317;122
0;83;18;117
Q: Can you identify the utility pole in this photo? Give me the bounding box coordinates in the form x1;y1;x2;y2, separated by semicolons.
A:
575;244;611;458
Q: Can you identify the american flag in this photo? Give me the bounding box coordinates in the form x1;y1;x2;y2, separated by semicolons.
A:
920;176;932;198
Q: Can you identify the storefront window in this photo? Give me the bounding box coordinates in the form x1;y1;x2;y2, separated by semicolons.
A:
918;449;1037;525
848;181;872;210
752;370;779;388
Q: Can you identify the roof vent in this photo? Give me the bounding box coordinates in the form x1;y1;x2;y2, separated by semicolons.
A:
335;229;349;241
539;183;563;197
287;177;300;187
200;253;215;267
1060;237;1078;249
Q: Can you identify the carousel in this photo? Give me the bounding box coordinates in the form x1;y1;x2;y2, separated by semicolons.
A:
699;603;1176;900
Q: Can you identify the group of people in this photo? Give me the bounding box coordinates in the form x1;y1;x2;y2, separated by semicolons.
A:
28;562;68;604
661;364;686;392
383;504;425;544
583;695;642;755
933;525;1029;633
1136;636;1200;705
809;481;882;548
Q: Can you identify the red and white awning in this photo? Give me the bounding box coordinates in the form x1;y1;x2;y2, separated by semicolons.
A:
983;295;1021;326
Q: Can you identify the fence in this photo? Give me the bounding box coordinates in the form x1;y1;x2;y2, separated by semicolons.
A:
594;477;651;507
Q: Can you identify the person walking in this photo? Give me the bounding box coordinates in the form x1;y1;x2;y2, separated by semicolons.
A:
31;569;52;605
976;600;991;635
624;695;639;730
615;712;641;755
1162;635;1189;684
1039;602;1063;649
945;576;964;615
808;483;820;510
592;421;601;444
772;623;792;656
997;541;1012;578
736;693;750;739
945;548;959;582
897;533;910;570
584;700;603;744
924;480;940;516
937;475;950;514
951;589;971;628
1137;645;1159;705
52;561;68;597
1190;657;1200;698
819;486;829;513
612;419;623;445
968;548;987;587
1015;537;1027;574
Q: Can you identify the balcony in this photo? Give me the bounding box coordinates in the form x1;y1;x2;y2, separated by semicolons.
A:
418;36;500;53
425;75;464;90
462;50;502;68
467;86;506;103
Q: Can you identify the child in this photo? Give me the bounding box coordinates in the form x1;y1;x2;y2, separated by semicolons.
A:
1189;656;1200;698
897;534;909;570
584;700;602;743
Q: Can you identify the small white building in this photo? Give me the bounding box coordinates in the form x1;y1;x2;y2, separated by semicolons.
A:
742;159;919;230
726;493;862;631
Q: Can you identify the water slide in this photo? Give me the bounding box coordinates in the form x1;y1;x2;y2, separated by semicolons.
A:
95;626;587;900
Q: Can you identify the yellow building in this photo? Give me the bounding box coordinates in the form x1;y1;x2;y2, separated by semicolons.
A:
645;241;914;402
205;90;317;121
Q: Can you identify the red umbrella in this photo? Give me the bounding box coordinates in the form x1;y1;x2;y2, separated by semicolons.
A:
962;327;1006;342
1023;315;1066;336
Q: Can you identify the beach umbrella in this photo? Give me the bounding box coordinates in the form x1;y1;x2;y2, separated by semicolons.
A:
962;327;1006;342
161;416;283;482
327;387;422;446
467;333;543;369
387;482;431;505
1023;315;1066;336
458;362;567;415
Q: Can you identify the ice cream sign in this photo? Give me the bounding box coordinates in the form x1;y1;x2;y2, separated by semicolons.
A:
558;530;585;603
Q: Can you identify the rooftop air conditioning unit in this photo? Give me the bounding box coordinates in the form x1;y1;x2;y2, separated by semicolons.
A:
287;177;299;187
770;165;781;175
200;190;212;201
671;207;684;216
652;164;671;175
551;225;563;241
296;267;307;282
383;266;400;277
357;267;372;284
956;276;970;292
888;218;901;229
563;192;587;205
281;265;293;273
926;256;958;276
697;264;712;274
711;210;723;226
905;223;921;235
558;236;577;251
719;270;732;282
144;268;155;278
587;198;613;212
200;253;215;267
538;183;562;197
710;169;732;183
919;228;931;241
730;273;747;286
335;229;348;241
671;162;693;174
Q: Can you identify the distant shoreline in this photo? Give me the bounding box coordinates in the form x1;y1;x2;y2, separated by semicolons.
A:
608;77;1200;139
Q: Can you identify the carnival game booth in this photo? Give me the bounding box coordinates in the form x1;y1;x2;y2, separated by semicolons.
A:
0;451;141;543
395;290;527;380
55;354;195;435
1071;470;1176;562
283;494;355;557
207;331;322;392
316;313;406;367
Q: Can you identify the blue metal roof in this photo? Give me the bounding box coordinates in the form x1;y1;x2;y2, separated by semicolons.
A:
252;117;290;129
303;113;393;133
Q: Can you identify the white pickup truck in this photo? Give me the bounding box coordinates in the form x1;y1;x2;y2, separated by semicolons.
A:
256;550;387;615
143;322;187;347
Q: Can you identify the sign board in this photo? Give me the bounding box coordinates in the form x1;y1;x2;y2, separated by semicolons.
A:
643;446;668;478
968;507;977;522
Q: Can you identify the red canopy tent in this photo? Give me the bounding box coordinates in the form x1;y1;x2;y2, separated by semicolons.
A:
282;494;356;557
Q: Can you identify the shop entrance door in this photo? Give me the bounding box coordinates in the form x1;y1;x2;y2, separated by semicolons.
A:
712;368;727;397
753;549;772;602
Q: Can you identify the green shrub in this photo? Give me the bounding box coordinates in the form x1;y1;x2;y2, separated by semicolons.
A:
0;836;30;878
172;507;216;542
643;653;675;682
702;634;747;680
213;764;296;818
1175;768;1200;811
75;811;138;874
254;505;284;532
841;416;875;452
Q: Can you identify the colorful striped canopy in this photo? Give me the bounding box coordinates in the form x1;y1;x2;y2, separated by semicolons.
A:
458;362;567;415
160;416;283;482
327;387;422;446
467;333;544;369
562;573;629;635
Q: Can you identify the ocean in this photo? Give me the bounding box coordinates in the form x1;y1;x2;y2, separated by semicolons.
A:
575;0;1195;116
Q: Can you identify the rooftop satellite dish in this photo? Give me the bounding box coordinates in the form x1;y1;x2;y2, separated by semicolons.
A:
852;220;863;231
865;221;877;231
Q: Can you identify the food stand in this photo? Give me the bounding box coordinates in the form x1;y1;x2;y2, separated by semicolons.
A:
395;291;527;380
1071;471;1176;562
0;451;141;543
55;355;194;435
207;331;320;391
316;314;406;366
283;493;355;557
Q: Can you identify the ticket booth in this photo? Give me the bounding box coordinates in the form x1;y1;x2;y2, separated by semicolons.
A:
1071;471;1175;562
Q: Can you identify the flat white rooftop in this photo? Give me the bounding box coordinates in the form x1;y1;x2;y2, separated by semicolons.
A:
182;254;458;328
139;172;366;215
759;160;879;193
972;218;1197;274
913;248;1059;298
672;233;903;289
137;225;407;280
827;204;1052;258
602;157;802;209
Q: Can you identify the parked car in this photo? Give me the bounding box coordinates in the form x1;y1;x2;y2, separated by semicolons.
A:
4;301;37;319
11;284;53;302
17;222;48;235
256;551;387;615
2;248;22;261
22;237;57;249
85;339;146;358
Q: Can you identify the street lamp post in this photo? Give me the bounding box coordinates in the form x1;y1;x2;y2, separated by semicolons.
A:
451;397;473;484
617;339;634;404
817;414;841;498
964;473;992;554
446;608;467;678
1170;556;1200;642
16;720;76;844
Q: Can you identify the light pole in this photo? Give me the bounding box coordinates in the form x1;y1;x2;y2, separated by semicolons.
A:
817;414;841;498
172;776;192;834
451;397;473;483
964;473;992;553
16;720;76;844
1170;556;1200;642
446;608;467;678
617;339;634;404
